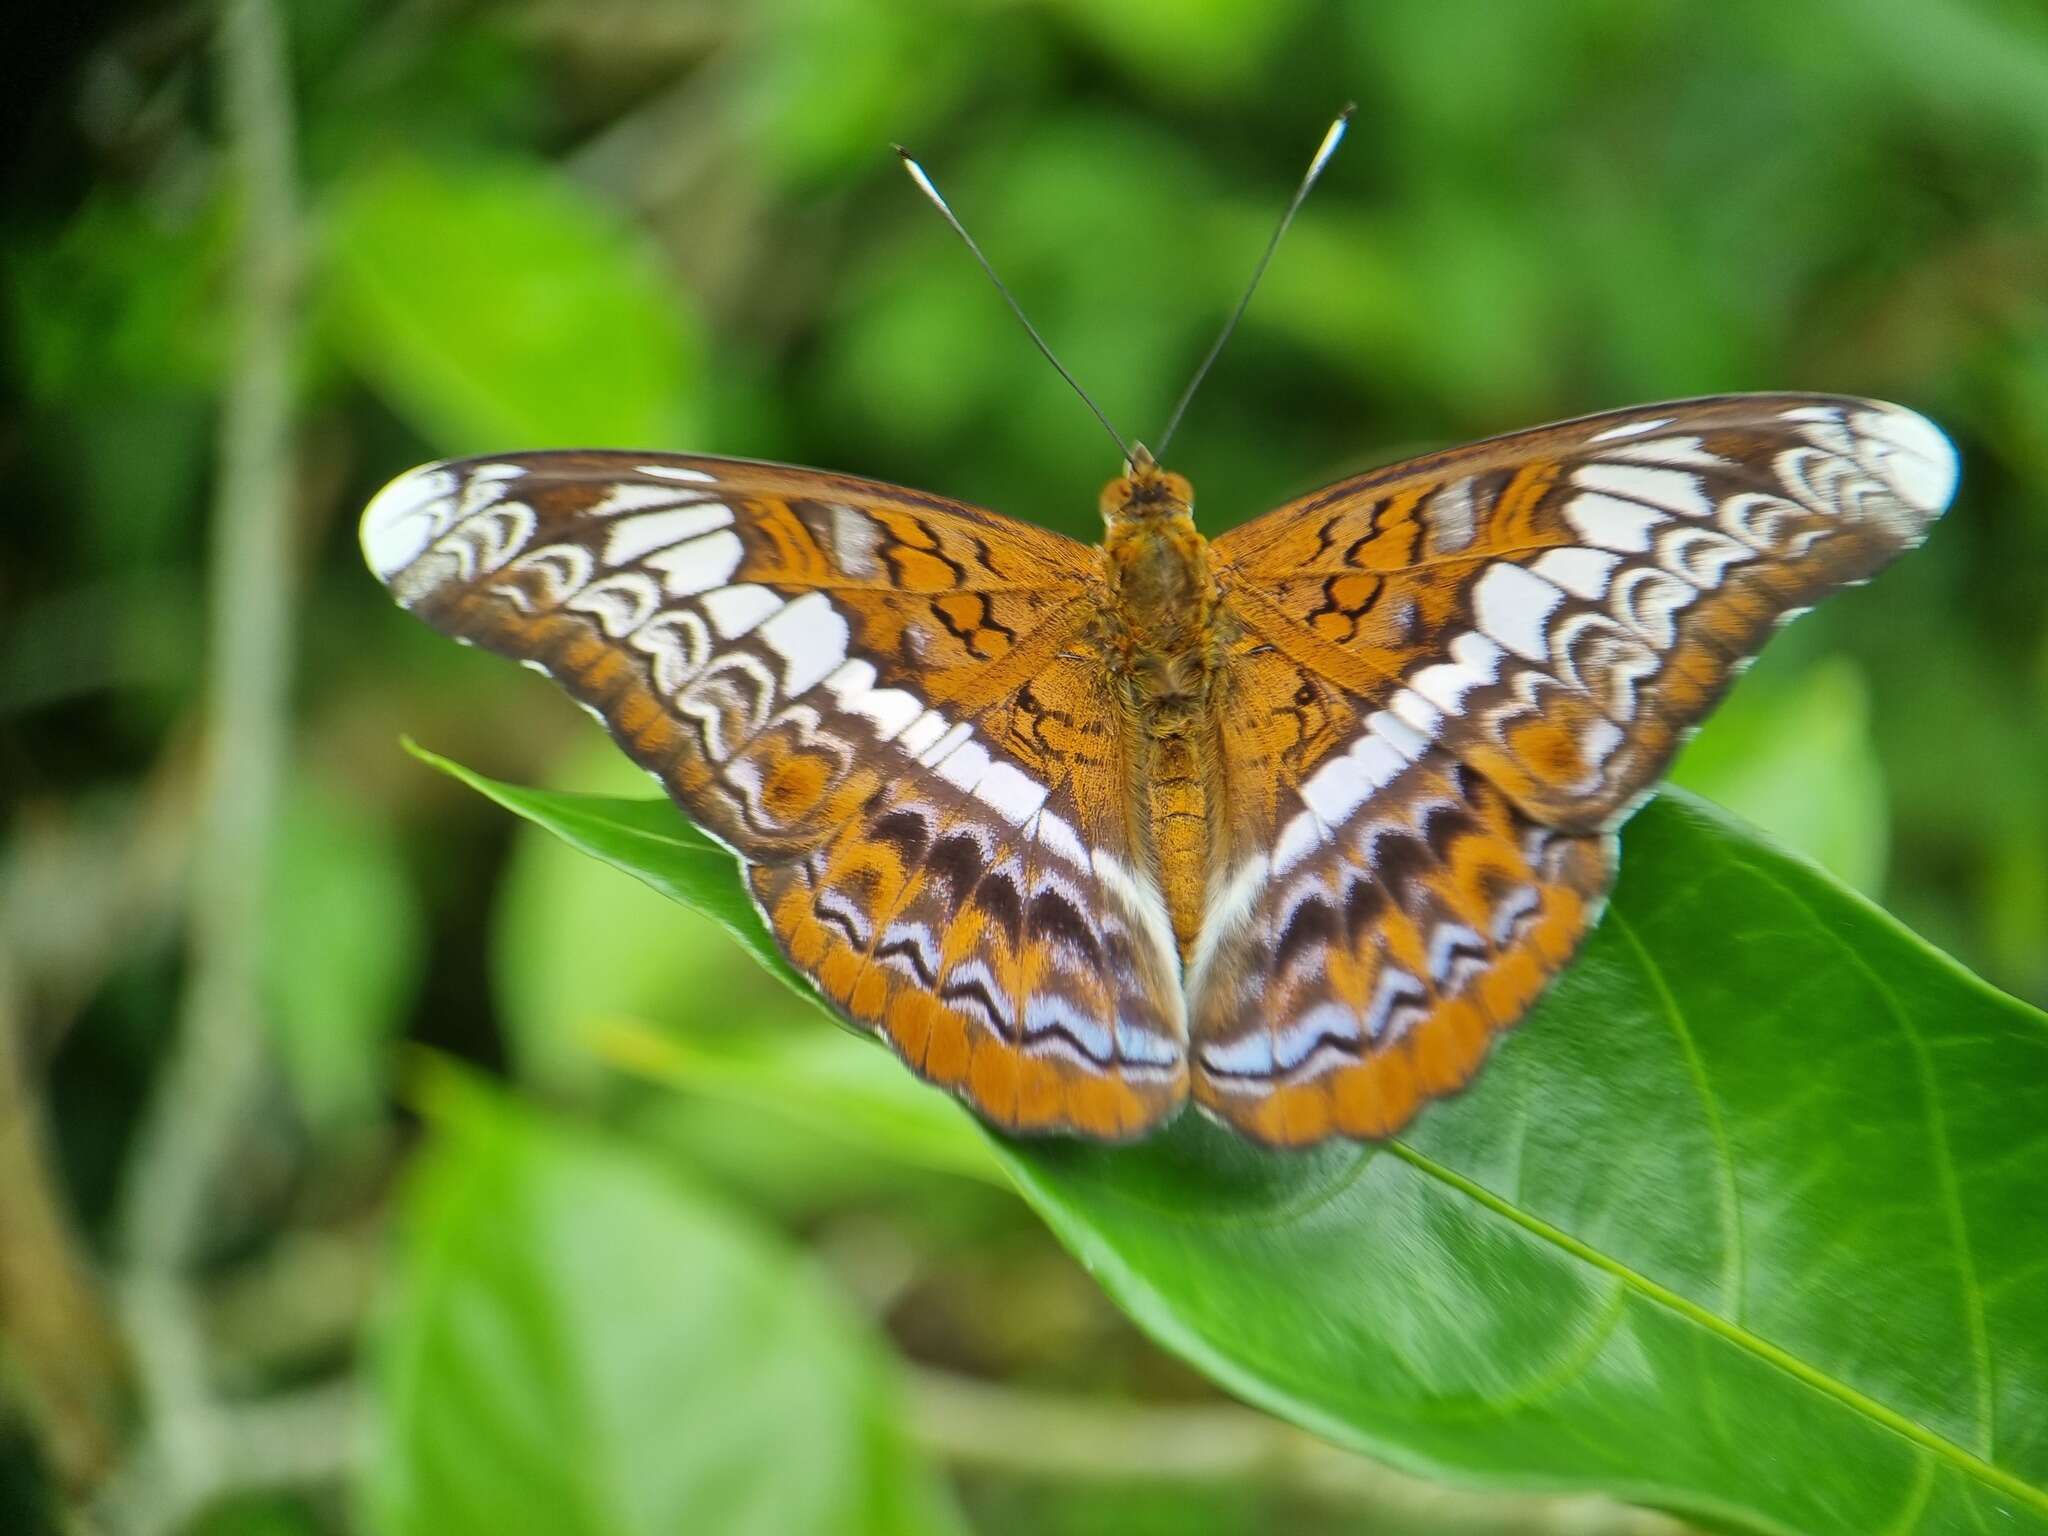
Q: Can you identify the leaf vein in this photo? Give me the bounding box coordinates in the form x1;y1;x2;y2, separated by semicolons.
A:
1379;1140;2041;1516
1606;907;1746;1320
1739;856;1997;1461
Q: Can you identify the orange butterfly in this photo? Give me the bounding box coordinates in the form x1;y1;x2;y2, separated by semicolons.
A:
362;394;1953;1144
360;121;1957;1145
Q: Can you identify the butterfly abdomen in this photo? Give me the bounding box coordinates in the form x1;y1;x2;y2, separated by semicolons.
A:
1135;718;1227;962
1099;467;1231;960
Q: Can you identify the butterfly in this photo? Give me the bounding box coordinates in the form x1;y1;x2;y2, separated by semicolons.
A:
361;393;1955;1145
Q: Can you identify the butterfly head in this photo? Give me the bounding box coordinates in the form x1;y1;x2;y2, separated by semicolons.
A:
1102;443;1195;527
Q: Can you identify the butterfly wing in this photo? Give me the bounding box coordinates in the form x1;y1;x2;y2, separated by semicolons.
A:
1192;394;1955;1145
363;451;1186;1138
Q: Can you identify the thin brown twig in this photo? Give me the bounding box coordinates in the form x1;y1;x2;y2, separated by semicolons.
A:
0;955;127;1490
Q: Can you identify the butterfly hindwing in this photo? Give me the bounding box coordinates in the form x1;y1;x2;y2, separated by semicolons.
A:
1189;651;1611;1146
751;776;1186;1137
746;646;1187;1137
363;451;1187;1137
1211;394;1956;830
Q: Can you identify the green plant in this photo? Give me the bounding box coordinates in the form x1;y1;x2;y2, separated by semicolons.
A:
407;743;2048;1536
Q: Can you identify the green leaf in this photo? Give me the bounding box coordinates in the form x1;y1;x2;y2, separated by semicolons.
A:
365;1061;962;1536
489;737;795;1090
485;742;1003;1198
407;740;808;1001
408;743;2048;1535
1669;656;1889;894
320;157;702;454
596;1019;1001;1188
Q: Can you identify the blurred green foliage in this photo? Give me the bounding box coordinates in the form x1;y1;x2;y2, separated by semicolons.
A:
4;1;2045;1533
369;1065;963;1536
322;156;705;451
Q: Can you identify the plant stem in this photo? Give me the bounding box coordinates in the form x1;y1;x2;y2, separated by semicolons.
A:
121;0;299;1282
109;0;300;1517
91;1381;358;1536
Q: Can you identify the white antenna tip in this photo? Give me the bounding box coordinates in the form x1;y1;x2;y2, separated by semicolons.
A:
1307;104;1354;184
895;147;945;209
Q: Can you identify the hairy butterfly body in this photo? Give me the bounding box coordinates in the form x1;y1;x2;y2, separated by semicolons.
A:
363;393;1955;1144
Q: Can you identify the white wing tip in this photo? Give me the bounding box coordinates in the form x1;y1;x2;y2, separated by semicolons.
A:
360;461;458;583
1856;403;1960;520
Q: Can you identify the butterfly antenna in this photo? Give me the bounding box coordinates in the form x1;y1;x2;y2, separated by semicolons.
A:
1153;104;1355;461
895;145;1132;463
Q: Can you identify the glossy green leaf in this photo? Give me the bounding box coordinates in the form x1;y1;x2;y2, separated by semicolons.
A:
408;743;2048;1535
1669;656;1889;894
490;738;795;1090
365;1062;962;1536
408;741;807;1000
483;743;1004;1199
597;1019;1001;1188
321;157;702;454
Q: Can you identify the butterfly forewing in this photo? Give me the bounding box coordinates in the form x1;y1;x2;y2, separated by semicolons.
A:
362;451;1188;1138
1210;394;1957;831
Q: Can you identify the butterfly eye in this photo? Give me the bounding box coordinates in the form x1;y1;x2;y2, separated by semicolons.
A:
1098;477;1136;519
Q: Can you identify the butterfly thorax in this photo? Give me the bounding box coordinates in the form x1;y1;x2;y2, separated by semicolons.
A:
1095;456;1232;962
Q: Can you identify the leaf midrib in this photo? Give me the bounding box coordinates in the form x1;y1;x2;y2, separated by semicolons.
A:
1605;907;1746;1318
1743;851;1997;1459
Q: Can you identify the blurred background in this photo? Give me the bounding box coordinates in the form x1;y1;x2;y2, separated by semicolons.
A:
4;1;2045;1532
